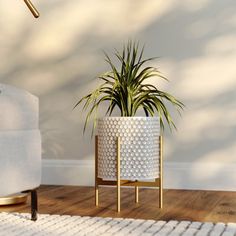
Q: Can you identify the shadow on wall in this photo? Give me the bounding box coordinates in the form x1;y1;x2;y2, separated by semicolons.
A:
0;0;235;179
146;0;236;166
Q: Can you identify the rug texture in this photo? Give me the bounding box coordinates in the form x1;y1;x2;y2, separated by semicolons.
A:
0;212;236;236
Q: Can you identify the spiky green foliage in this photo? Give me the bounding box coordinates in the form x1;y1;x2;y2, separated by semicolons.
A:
74;41;184;133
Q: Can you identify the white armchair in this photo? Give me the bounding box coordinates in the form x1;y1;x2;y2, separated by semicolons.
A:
0;83;41;220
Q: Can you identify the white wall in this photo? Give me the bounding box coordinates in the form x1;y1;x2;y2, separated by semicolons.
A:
1;0;236;189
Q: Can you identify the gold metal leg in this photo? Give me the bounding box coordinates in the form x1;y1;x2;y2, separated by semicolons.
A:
95;135;99;206
23;0;40;18
159;136;163;209
95;187;99;206
116;137;121;212
135;186;139;203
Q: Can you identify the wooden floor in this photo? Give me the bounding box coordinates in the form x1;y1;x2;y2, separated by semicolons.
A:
1;185;236;223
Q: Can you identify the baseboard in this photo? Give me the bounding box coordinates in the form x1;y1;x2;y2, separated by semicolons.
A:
42;159;236;191
42;159;95;186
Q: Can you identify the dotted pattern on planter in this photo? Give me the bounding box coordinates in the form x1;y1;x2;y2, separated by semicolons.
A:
97;117;160;180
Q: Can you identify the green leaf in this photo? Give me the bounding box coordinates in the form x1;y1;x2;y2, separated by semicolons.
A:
74;41;185;135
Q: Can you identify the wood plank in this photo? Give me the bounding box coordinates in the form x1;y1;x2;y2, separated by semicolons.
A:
0;185;235;223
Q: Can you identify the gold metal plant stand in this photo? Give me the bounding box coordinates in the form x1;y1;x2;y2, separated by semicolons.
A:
95;135;163;212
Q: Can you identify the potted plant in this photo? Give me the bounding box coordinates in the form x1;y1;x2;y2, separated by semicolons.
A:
75;41;184;181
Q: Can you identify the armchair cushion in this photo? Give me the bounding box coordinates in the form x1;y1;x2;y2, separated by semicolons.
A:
0;130;41;197
0;84;38;130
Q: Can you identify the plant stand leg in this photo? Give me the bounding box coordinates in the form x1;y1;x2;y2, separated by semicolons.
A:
116;137;121;212
95;186;99;206
159;136;163;209
135;185;139;203
31;189;38;221
95;135;99;206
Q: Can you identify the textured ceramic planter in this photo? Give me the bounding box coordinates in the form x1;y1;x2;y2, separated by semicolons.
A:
97;117;160;180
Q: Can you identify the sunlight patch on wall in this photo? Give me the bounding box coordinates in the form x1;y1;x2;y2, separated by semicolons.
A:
178;109;236;142
195;143;236;164
178;33;236;102
95;0;177;35
14;54;98;95
22;0;176;61
176;55;236;100
0;0;27;31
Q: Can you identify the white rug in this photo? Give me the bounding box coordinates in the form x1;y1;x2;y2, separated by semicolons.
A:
0;212;236;236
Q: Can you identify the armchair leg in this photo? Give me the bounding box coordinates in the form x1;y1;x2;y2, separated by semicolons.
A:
31;189;38;221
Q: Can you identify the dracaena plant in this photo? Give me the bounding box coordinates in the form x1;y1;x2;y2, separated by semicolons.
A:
74;41;184;133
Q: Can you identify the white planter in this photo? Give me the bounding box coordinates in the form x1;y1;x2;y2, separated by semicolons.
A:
97;117;160;180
